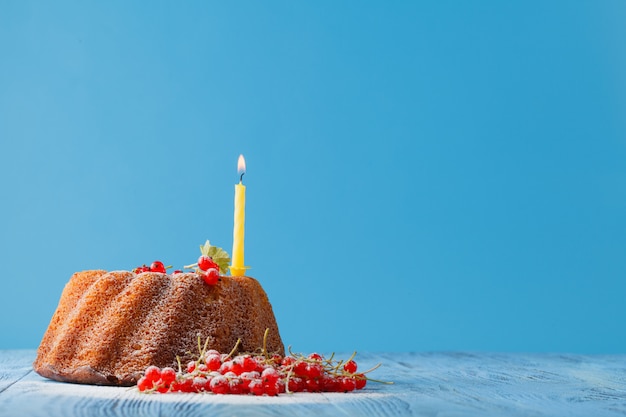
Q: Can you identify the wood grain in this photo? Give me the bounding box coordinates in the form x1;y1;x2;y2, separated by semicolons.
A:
0;351;625;416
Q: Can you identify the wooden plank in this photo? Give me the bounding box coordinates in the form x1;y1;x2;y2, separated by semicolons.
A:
372;351;626;416
0;350;34;393
1;351;625;417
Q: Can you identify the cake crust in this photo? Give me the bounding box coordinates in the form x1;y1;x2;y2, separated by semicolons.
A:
34;270;284;386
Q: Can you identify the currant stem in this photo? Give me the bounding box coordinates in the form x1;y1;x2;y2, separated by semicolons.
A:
332;351;357;372
262;328;269;358
225;338;242;359
365;377;394;385
284;366;295;394
198;335;211;362
360;362;383;375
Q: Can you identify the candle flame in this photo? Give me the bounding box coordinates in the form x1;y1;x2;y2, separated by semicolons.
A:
237;154;246;174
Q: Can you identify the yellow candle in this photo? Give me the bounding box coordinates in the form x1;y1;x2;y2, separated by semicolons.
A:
231;154;248;276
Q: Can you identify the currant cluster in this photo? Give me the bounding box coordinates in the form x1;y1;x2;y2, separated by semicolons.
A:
137;346;376;395
194;255;220;286
133;261;169;274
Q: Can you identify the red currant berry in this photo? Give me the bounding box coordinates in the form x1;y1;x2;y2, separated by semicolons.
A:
219;360;234;374
210;375;230;394
144;366;162;383
198;255;219;271
137;376;152;392
249;379;264;396
150;261;166;273
169;380;182;392
192;376;210;392
264;381;280;396
278;379;287;394
243;356;257;372
229;377;246;394
355;374;367;389
322;375;340;392
305;363;323;379
253;356;266;372
340;376;357;392
294;361;308;376
261;367;279;384
308;353;323;361
160;367;177;385
184;379;197;392
281;356;296;367
186;361;197;373
241;371;260;381
222;371;238;379
202;268;220;285
239;373;254;390
343;360;358;374
171;378;194;393
305;378;321;392
231;357;246;375
287;376;305;392
206;354;222;371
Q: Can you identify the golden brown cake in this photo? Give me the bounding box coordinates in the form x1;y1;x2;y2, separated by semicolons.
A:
33;270;283;386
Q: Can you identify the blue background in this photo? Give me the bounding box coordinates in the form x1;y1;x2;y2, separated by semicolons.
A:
1;1;625;354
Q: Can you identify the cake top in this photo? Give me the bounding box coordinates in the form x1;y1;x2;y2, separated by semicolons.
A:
131;240;235;286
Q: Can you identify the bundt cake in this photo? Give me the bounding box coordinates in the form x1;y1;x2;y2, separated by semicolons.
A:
33;270;283;386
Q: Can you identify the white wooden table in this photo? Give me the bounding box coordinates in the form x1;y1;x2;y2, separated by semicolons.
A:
1;350;625;416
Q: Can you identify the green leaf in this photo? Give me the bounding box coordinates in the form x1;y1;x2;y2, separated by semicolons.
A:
200;240;212;257
199;240;231;274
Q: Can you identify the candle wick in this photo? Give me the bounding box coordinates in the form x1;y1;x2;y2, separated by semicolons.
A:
239;172;245;183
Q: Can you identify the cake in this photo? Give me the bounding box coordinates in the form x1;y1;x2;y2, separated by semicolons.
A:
33;270;284;386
